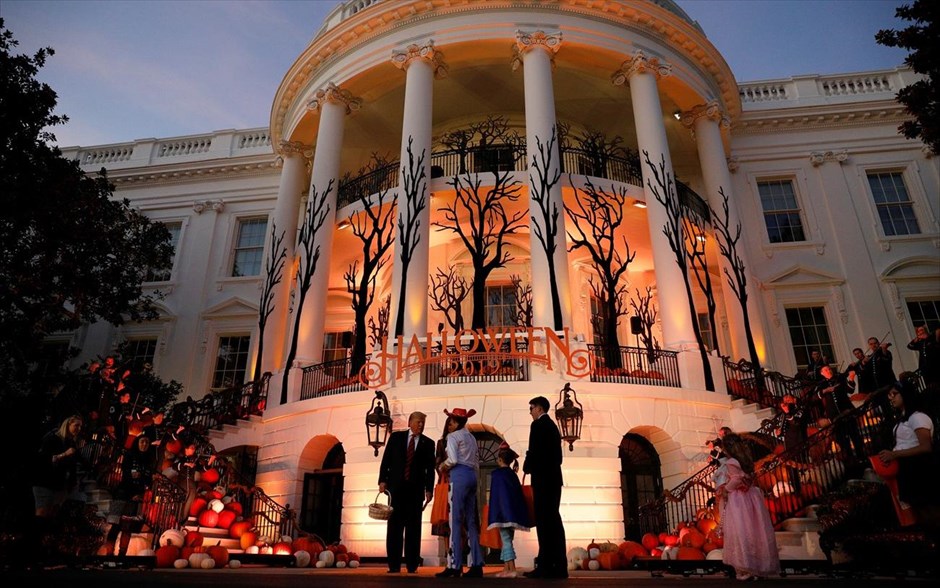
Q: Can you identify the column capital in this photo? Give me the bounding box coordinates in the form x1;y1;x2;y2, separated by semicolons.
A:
276;140;313;159
809;149;849;166
511;30;562;71
610;50;672;86
391;40;448;78
307;82;362;115
679;101;731;130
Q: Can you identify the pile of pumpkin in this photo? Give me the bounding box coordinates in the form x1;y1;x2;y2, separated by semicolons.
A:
151;528;361;569
566;514;724;571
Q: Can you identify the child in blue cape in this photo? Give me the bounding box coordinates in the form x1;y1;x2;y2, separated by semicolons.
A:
487;442;532;578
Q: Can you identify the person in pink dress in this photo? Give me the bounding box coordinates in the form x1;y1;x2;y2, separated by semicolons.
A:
715;433;780;580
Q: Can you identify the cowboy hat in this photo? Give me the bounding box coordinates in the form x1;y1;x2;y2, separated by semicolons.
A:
443;407;477;419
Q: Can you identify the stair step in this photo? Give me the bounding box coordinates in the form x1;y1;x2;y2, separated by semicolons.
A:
781;517;822;533
774;531;805;547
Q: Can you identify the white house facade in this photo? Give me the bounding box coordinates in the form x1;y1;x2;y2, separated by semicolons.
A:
58;0;938;565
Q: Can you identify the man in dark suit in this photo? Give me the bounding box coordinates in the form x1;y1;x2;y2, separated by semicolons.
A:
522;396;567;579
378;411;435;573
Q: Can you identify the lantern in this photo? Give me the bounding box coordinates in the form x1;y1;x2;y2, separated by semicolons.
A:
365;390;393;456
554;383;583;451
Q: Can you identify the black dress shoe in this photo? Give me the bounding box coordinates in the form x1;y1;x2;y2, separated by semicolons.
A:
522;569;542;578
435;567;462;578
464;566;483;578
407;568;418;574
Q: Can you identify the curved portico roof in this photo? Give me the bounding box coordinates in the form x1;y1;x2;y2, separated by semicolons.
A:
270;0;740;149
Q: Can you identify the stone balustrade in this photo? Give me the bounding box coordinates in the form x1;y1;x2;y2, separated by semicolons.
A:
739;67;918;110
62;128;274;171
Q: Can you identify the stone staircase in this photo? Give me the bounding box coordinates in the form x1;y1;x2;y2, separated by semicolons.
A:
776;504;826;561
728;397;776;434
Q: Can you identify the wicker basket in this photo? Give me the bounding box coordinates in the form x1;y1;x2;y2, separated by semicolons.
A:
368;491;394;520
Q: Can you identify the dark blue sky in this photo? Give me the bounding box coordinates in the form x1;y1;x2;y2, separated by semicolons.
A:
3;0;909;147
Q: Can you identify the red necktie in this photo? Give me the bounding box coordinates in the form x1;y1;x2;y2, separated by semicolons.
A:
405;435;416;480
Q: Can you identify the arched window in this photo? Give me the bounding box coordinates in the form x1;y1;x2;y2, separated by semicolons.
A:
301;442;345;544
619;433;663;541
474;431;503;564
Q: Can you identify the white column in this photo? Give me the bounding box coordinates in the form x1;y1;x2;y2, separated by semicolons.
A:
683;102;767;364
514;30;572;331
261;142;310;378
295;84;361;367
388;42;445;340
613;51;698;351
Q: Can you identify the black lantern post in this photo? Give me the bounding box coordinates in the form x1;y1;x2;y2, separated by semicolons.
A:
554;382;583;451
365;390;393;456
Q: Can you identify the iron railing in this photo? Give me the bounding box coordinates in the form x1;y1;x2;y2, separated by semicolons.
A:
722;357;806;410
587;344;681;387
423;340;531;384
299;355;370;401
336;144;709;219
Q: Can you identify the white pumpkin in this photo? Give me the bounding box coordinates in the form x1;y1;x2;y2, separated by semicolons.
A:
661;546;679;560
201;558;216;569
245;545;260;555
705;548;724;560
189;552;210;568
336;561;347;568
294;550;311;568
229;560;242;569
160;529;185;547
174;559;189;569
281;534;293;544
588;560;600;571
567;547;588;564
318;550;335;566
208;499;225;513
260;546;274;555
567;561;578;571
315;560;328;568
348;560;360;569
222;495;233;504
588;547;600;560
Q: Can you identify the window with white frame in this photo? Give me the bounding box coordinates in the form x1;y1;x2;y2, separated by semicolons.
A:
322;332;352;377
145;221;182;282
120;338;158;373
785;306;836;370
590;295;609;345
907;299;940;333
231;218;268;277
756;179;806;243
867;171;921;236
485;284;516;327
697;312;714;352
212;335;251;389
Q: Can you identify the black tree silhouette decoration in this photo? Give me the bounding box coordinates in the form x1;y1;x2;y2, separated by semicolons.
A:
529;126;564;330
254;223;287;381
394;137;427;337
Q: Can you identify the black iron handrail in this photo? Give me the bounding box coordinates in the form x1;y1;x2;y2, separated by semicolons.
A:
299;355;370;401
722;357;806;410
587;344;681;387
423;339;531;384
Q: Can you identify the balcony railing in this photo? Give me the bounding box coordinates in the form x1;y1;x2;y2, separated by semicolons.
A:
336;145;708;219
587;344;680;387
300;356;370;401
423;340;531;384
722;357;806;410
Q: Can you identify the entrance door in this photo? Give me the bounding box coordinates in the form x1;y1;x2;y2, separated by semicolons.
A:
619;433;663;540
300;443;345;544
474;432;503;565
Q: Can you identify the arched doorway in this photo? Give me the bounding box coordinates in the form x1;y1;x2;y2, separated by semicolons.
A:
473;431;503;564
619;433;663;540
300;442;345;544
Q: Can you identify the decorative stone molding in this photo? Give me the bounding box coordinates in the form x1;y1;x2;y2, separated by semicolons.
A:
832;285;848;324
306;83;362;115
276;140;314;159
809;150;849;166
727;156;739;173
679;101;731;130
391;40;448;78
922;145;934;159
610;50;672;86
511;30;562;71
193;199;225;214
887;282;903;320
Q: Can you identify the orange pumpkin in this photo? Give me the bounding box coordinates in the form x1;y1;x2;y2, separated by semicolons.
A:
240;531;258;551
596;551;621;570
201;468;220;485
292;536;318;554
706;529;724;548
681;529;706;549
229;520;252;539
198;509;219;528
272;541;293;555
207;543;229;567
184;530;204;547
696;518;718;535
155;544;180;568
617;541;647;565
676;547;705;560
189;497;208;517
641;533;659;551
216;509;236;529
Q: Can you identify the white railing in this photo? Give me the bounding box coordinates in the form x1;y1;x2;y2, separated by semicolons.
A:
739;84;788;103
158;138;212;158
342;0;383;19
820;75;892;96
80;147;134;166
739;68;913;109
237;131;271;150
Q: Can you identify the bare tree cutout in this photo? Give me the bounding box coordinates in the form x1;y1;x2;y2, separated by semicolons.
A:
368;295;390;349
393;137;428;337
565;177;636;368
630;287;660;362
282;179;332;401
435;170;525;328
683;213;720;356
511;274;533;327
429;267;469;332
642;150;714;391
529;126;564;330
254;223;287;380
710;186;762;374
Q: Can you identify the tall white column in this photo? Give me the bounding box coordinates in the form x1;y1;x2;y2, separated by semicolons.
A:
514;30;572;331
682;102;767;364
261;142;310;378
295;84;361;367
612;51;697;351
388;42;445;340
